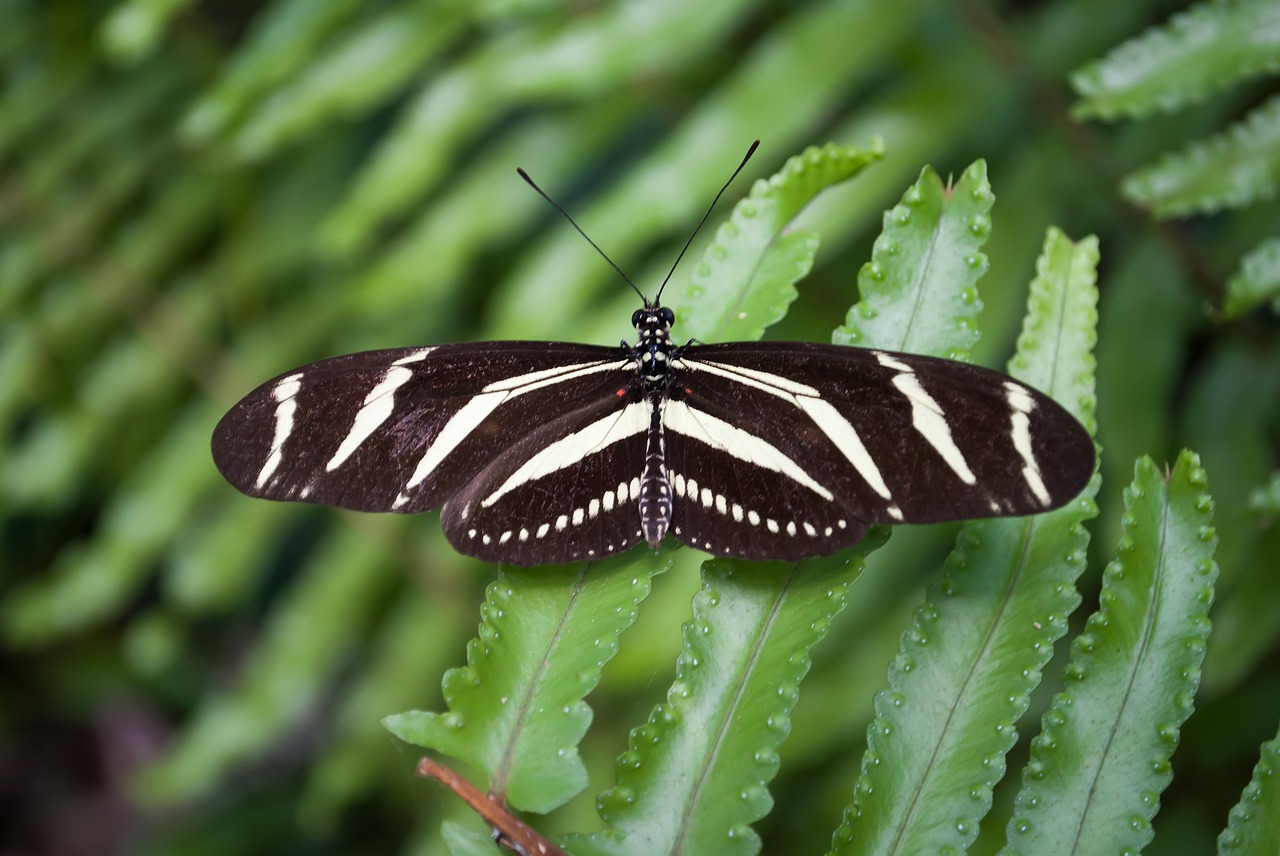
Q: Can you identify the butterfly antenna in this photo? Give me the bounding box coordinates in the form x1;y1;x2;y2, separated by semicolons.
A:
516;167;647;304
654;139;760;304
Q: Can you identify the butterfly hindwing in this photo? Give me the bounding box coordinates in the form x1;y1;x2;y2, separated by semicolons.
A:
663;413;868;560
440;391;652;564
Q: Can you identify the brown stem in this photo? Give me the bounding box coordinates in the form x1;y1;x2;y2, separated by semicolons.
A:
415;757;568;856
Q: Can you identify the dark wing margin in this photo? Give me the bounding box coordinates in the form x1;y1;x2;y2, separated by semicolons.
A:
211;342;632;517
672;341;1094;532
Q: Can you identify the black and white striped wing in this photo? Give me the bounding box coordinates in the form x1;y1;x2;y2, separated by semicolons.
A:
662;376;867;560
211;342;635;534
439;392;652;564
665;342;1093;560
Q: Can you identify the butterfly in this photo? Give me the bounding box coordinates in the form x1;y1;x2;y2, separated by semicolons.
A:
212;143;1094;566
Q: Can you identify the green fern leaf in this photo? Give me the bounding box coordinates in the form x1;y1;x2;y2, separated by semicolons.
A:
167;501;292;610
670;140;884;344
343;115;624;304
1122;94;1280;217
1217;719;1280;853
134;524;401;805
1249;470;1280;513
833;160;992;361
1095;241;1200;539
442;820;505;856
178;0;363;145
1179;344;1280;699
0;322;38;435
566;533;887;856
1002;451;1219;854
317;0;756;259
300;589;471;826
2;403;220;646
1;274;348;646
23;70;176;205
229;5;454;163
1071;0;1280;120
1225;236;1280;317
832;227;1100;854
384;549;673;814
100;0;197;64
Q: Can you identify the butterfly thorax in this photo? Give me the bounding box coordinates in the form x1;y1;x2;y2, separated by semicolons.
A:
631;305;677;390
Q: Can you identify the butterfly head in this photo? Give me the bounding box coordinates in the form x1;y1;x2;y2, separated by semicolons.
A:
632;305;675;345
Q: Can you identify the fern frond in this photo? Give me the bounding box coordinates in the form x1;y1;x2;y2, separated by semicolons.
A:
300;589;470;826
569;535;887;856
1122;94;1280;216
317;0;757;259
1002;451;1219;854
178;0;365;145
1217;719;1280;853
673;140;884;344
229;5;450;164
385;550;673;814
1071;0;1280;120
486;0;927;341
1224;236;1280;317
1249;470;1280;512
3;404;221;645
166;500;291;610
100;0;198;64
135;524;400;805
345;115;620;324
834;228;1100;854
834;160;992;361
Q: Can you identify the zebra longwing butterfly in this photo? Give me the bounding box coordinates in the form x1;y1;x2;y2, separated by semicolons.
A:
212;145;1094;566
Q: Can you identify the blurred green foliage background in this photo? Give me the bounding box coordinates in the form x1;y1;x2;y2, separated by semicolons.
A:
2;0;1278;853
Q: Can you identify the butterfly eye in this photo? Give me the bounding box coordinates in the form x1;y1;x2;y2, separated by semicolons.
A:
631;309;644;327
660;307;675;325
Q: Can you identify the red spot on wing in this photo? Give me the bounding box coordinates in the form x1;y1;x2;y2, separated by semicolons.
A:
616;388;626;397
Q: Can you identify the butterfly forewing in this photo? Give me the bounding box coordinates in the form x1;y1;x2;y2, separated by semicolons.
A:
673;341;1094;533
211;342;631;515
